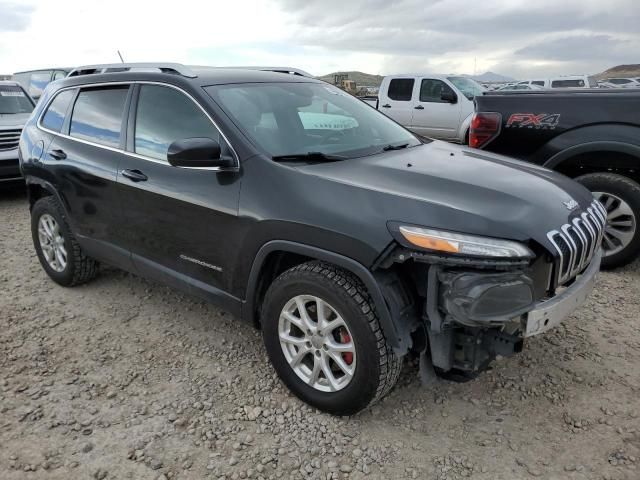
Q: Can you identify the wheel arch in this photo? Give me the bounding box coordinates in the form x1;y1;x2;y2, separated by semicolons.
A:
544;141;640;184
242;240;414;354
26;178;60;211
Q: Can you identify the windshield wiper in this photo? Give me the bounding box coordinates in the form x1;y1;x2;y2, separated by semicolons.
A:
272;152;348;162
382;143;409;151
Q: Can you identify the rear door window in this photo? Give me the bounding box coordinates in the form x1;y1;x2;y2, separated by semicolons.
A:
387;79;414;101
532;81;545;86
41;89;75;132
69;86;129;148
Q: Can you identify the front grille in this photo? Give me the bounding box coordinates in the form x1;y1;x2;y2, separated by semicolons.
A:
0;128;22;151
547;200;606;287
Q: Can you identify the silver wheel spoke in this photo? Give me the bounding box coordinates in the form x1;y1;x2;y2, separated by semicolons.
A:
606;227;634;244
323;317;346;334
315;297;328;328
603;233;617;250
326;350;354;377
325;337;354;353
279;332;307;347
608;202;633;220
319;352;340;392
295;297;315;331
608;219;633;228
290;347;310;367
282;311;306;332
308;356;322;386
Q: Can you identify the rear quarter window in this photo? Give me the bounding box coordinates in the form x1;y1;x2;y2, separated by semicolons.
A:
41;90;75;132
387;79;414;101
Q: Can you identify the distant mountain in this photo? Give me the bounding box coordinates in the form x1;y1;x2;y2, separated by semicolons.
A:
595;64;640;80
316;71;385;87
465;71;515;83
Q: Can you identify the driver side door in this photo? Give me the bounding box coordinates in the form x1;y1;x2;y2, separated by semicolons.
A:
410;78;461;139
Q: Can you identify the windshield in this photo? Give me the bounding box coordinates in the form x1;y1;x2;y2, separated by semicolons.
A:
446;77;485;100
205;82;422;159
0;85;34;114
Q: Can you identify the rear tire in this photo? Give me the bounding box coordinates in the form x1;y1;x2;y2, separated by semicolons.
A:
576;173;640;269
31;196;99;286
261;262;401;415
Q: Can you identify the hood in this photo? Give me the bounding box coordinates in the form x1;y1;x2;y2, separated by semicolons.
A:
299;141;594;251
0;112;31;128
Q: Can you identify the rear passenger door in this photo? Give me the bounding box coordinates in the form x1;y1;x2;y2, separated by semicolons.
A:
379;78;415;125
410;78;461;139
117;83;241;296
42;85;132;270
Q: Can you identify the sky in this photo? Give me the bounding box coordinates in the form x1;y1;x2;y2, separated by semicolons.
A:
0;0;638;79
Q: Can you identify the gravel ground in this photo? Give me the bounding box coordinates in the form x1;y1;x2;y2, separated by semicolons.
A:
1;188;639;480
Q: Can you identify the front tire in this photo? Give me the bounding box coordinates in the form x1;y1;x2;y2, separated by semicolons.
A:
576;173;640;269
261;262;401;415
31;196;99;286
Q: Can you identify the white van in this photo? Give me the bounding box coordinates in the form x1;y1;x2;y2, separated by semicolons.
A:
517;75;597;89
364;74;485;143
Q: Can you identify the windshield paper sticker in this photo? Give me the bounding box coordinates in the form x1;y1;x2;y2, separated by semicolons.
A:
0;91;26;97
506;113;560;129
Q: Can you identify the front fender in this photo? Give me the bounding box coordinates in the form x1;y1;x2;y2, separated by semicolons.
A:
242;240;414;354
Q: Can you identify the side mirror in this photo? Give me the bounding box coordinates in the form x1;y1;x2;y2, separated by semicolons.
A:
441;90;457;103
167;138;235;169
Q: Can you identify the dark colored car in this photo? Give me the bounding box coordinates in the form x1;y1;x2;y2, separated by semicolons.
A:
1;81;35;185
19;63;604;414
12;68;71;102
472;89;640;268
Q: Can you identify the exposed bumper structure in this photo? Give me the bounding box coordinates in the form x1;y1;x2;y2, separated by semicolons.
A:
524;248;601;337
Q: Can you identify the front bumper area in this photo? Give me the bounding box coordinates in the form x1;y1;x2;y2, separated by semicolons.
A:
524;248;601;337
0;149;22;183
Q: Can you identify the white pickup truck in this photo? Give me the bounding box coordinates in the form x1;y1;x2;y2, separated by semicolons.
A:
363;74;485;144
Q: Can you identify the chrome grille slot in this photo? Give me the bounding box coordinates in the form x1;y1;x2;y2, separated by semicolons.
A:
0;128;22;151
547;200;605;287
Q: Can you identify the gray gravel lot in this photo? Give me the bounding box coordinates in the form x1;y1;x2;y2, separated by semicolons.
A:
1;188;639;480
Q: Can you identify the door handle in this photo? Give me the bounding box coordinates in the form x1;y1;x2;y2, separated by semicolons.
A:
381;104;391;108
120;169;148;182
49;149;67;160
414;105;424;110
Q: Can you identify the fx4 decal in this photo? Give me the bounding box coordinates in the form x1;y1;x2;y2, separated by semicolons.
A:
506;113;561;129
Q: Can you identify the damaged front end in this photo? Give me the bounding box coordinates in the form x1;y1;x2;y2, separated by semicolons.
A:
377;240;599;377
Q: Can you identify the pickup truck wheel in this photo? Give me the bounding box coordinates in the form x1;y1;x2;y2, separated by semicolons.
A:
261;262;401;415
31;196;99;286
576;173;640;269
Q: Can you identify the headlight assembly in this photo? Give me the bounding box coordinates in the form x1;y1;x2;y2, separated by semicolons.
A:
398;226;534;258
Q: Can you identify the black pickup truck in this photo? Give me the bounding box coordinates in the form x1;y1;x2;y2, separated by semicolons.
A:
471;89;640;268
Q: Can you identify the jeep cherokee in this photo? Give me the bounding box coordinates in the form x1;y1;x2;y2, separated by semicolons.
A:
18;63;603;415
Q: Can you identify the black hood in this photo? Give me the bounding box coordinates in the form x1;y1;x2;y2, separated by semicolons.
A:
299;141;594;251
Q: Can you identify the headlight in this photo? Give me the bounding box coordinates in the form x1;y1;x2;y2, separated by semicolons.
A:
398;226;534;258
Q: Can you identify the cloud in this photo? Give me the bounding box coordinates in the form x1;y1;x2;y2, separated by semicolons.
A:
0;0;638;78
0;2;35;32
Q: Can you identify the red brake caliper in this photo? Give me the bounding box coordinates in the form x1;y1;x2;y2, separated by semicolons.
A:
340;330;353;365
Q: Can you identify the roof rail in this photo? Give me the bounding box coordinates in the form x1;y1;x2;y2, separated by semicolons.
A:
226;66;313;78
67;63;197;78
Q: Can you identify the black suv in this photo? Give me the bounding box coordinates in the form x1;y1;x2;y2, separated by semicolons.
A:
19;63;604;415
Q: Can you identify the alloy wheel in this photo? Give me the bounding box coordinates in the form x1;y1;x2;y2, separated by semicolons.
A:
38;214;67;272
593;192;637;257
278;295;356;392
